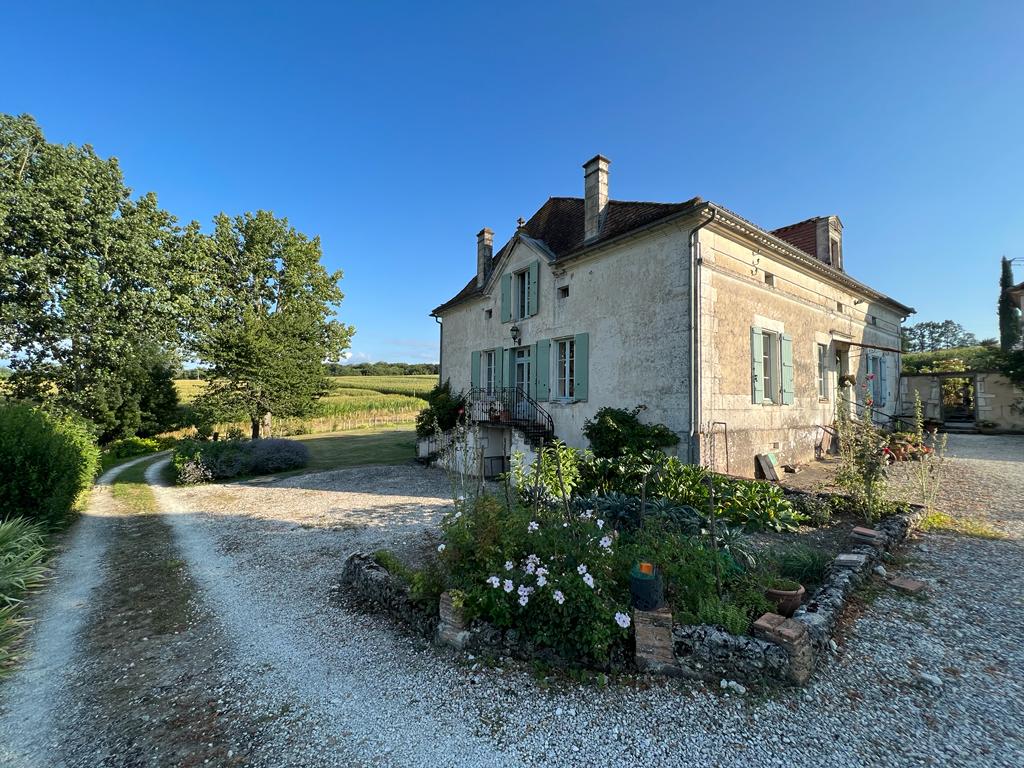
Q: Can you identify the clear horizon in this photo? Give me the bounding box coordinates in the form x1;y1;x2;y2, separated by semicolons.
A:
5;1;1022;362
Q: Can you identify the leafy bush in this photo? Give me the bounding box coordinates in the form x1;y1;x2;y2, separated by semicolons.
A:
172;437;309;484
0;517;49;673
415;380;467;438
0;404;100;527
249;438;311;474
695;597;751;635
582;406;679;458
786;493;832;526
101;436;168;469
766;544;831;589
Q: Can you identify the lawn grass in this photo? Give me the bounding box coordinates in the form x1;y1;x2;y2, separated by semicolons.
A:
290;426;418;472
111;456;161;514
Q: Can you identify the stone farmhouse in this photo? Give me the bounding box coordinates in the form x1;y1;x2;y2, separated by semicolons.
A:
430;155;915;478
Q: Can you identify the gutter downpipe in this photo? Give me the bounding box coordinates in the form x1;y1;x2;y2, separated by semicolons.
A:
689;207;716;465
433;314;443;383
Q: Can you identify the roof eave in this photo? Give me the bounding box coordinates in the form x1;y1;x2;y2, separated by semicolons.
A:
706;203;916;317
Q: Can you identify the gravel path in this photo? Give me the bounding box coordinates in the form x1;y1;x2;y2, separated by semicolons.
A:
2;436;1022;766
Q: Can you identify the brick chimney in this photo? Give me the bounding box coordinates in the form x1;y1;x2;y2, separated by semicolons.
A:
771;215;844;272
476;227;493;287
583;154;610;244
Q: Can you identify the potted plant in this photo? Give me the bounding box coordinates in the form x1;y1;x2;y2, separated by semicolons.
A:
629;561;665;611
765;577;805;618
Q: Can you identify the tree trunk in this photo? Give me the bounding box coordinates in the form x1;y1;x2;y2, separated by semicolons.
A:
251;417;261;440
261;412;272;438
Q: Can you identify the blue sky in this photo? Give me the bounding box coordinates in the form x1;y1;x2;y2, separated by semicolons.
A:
5;1;1022;361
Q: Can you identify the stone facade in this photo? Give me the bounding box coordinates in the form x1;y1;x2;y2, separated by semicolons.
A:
433;157;912;477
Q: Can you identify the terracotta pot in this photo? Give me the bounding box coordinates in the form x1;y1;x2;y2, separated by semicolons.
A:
765;584;805;618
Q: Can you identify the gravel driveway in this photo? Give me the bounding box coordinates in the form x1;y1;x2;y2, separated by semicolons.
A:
1;435;1022;767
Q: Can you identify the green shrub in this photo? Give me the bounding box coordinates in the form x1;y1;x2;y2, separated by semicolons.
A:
415;380;467;438
101;436;164;469
172;437;309;484
0;404;100;527
766;544;830;589
582;406;679;458
696;597;751;635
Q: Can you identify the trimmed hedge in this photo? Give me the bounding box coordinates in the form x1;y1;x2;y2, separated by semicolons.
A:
172;437;310;484
0;404;100;527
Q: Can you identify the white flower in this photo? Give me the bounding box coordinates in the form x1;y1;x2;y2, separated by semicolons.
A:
599;536;612;550
503;579;514;593
536;574;547;587
437;543;446;552
582;573;595;588
553;590;565;605
536;566;548;578
487;576;501;588
577;563;588;575
518;594;529;607
581;509;594;519
525;562;536;575
563;522;568;528
528;521;539;533
518;584;532;597
596;519;605;529
453;511;462;520
615;612;631;629
457;495;466;502
504;560;514;571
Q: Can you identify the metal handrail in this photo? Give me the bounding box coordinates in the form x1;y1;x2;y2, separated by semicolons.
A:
467;386;554;436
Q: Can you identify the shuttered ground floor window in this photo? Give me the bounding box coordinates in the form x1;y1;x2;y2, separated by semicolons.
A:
751;326;794;405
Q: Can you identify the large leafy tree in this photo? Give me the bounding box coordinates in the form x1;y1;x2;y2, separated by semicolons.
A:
901;320;978;352
999;257;1021;352
0;113;197;438
191;211;354;438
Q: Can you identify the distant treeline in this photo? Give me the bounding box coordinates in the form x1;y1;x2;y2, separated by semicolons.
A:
176;362;439;379
325;362;439;376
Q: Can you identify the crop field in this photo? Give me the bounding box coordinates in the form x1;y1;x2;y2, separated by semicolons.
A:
171;375;434;436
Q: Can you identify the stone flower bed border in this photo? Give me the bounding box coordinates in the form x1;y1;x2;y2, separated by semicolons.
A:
340;500;927;687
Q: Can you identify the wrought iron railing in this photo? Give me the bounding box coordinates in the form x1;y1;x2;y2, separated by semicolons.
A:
467;386;554;438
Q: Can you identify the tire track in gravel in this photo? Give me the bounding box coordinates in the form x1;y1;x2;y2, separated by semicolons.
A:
146;457;524;768
0;454;155;766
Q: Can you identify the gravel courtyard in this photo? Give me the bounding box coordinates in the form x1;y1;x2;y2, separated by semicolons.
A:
1;435;1022;767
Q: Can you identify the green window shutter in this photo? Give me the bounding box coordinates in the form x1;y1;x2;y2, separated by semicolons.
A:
527;261;540;317
780;333;794;405
574;332;589;401
493;347;504;388
502;347;511;390
878;356;888;406
470;350;481;390
534;339;550;401
500;273;513;323
751;326;764;404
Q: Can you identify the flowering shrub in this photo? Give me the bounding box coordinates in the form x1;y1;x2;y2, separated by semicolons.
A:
431;491;770;664
439;495;631;664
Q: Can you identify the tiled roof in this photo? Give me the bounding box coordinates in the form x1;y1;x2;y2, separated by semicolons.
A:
770;217;820;257
433;196;700;314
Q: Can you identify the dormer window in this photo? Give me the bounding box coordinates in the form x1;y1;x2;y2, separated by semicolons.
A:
829;238;841;268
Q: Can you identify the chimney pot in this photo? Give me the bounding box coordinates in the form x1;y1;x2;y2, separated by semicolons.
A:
476;227;494;288
583;154;610;244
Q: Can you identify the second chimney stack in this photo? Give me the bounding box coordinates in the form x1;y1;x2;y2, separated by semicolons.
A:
476;227;494;287
583;155;610;244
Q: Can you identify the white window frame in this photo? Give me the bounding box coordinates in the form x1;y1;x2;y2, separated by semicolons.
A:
515;269;530;320
483;350;495;396
555;338;575;401
817;343;829;400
